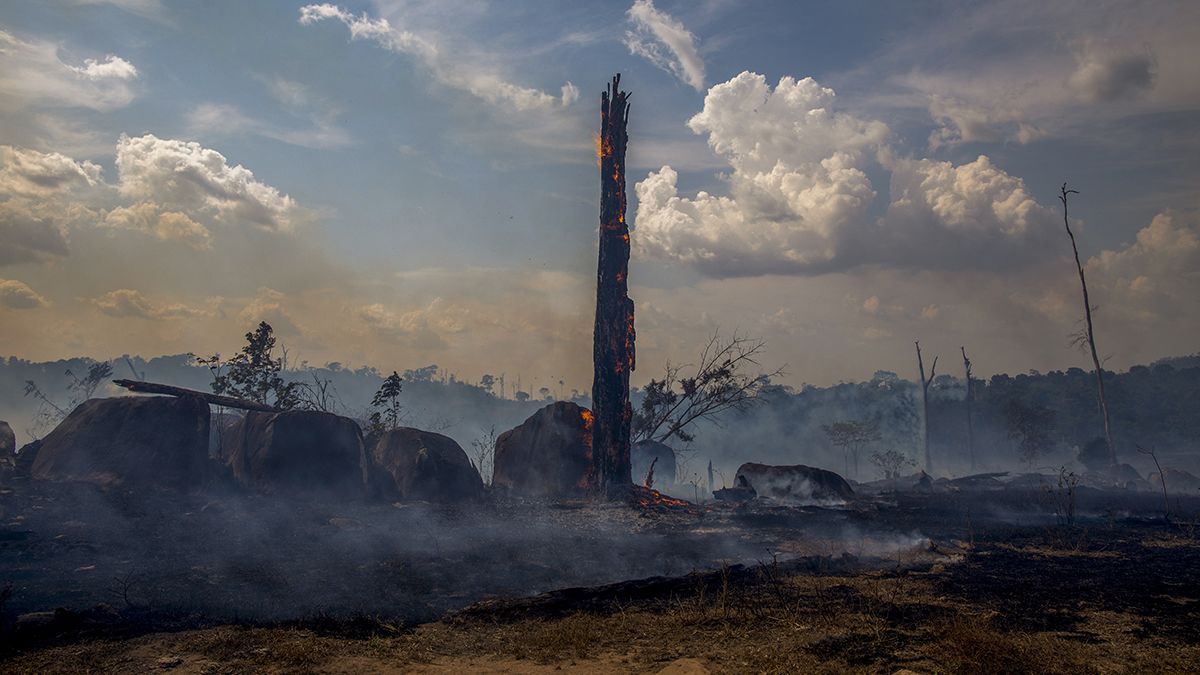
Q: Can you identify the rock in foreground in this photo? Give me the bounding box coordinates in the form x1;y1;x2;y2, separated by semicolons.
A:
31;396;211;489
493;402;592;497
733;462;854;504
226;410;365;496
365;427;483;502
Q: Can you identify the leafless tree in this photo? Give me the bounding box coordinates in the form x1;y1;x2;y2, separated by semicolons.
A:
1060;183;1116;466
1138;444;1170;523
915;341;938;474
961;346;975;471
471;426;498;486
822;419;881;479
632;332;784;445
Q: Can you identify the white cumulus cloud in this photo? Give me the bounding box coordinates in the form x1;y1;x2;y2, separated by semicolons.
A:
633;72;1060;277
68;54;138;80
102;202;212;249
0;145;103;197
0;28;139;111
115;134;298;232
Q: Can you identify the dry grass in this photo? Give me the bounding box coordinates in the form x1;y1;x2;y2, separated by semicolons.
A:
5;529;1200;674
7;572;1198;673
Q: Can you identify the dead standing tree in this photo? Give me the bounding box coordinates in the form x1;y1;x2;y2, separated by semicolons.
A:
961;346;975;471
915;341;937;474
1060;183;1117;467
591;74;635;498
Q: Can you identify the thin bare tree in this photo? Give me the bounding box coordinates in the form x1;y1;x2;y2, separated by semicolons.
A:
961;346;975;471
632;332;783;445
915;341;938;474
1059;183;1116;467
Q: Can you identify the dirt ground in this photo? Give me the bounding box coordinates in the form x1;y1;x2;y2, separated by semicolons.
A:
2;477;1199;673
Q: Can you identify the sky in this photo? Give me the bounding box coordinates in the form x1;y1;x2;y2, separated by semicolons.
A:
0;0;1197;394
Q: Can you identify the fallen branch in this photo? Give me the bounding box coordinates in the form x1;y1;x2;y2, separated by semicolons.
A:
112;379;280;413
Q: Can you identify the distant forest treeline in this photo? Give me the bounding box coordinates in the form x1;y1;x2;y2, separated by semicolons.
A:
1;353;1198;482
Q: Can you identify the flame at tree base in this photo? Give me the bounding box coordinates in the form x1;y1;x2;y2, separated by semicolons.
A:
627;484;693;510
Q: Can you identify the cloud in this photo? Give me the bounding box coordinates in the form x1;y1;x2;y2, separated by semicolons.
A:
115;134;298;232
0;145;103;197
0;28;139;111
878;154;1059;270
633;72;1059;277
299;4;577;111
71;0;169;23
0;200;71;265
1068;44;1157;102
0;278;49;309
927;96;1045;148
186;102;352;150
1083;211;1200;319
237;287;299;335
92;288;209;319
357;298;476;350
625;0;705;91
101;202;212;249
68;54;138;80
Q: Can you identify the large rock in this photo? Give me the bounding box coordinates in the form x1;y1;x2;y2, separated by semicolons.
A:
31;396;211;489
226;410;365;496
493;402;592;497
733;463;854;504
632;440;676;487
1150;468;1200;496
0;420;14;471
365;427;483;502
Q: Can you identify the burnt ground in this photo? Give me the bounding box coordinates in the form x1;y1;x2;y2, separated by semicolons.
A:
1;477;1199;673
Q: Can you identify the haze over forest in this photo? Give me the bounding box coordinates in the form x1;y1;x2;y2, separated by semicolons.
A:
1;1;1198;416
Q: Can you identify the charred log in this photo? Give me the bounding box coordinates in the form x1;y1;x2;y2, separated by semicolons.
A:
591;74;635;498
112;379;280;413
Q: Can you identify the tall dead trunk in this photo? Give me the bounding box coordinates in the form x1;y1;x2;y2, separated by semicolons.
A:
591;74;634;498
915;341;937;475
961;346;975;471
1059;184;1117;467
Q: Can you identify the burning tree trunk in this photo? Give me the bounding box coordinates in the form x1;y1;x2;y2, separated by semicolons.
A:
915;341;937;475
961;346;975;471
591;74;634;498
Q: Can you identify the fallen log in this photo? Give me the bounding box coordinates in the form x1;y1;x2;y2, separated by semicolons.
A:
111;379;280;413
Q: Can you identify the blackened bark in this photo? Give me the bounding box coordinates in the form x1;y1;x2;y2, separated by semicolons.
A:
591;74;634;498
915;341;937;475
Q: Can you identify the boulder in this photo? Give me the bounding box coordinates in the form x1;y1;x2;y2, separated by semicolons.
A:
713;478;756;502
13;440;40;478
733;463;854;504
226;410;365;496
365;427;483;502
0;420;14;470
632;440;676;487
493;402;592;497
31;396;211;489
1150;468;1200;495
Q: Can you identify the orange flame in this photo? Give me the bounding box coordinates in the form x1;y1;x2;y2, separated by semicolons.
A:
594;133;612;167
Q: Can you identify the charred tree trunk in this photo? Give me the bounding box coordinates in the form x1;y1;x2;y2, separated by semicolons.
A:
915;341;937;475
961;346;975;471
591;74;634;498
1059;184;1117;467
